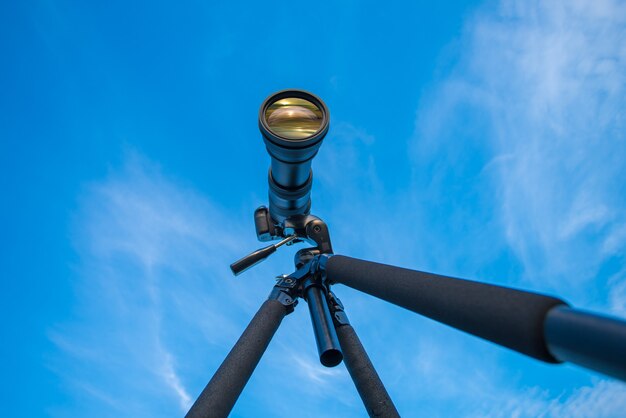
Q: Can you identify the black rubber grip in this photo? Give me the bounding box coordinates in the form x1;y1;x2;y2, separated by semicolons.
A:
336;324;400;417
326;255;567;362
230;245;276;276
186;299;287;418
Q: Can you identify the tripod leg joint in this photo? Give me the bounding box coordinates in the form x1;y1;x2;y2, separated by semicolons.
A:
327;291;350;326
268;276;299;314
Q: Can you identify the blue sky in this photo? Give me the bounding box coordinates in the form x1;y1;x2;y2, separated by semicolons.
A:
2;0;626;417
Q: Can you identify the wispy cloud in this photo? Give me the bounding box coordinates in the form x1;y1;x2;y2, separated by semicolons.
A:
413;0;626;298
289;352;344;384
468;379;626;418
50;152;258;416
161;352;192;411
608;267;626;316
401;0;626;415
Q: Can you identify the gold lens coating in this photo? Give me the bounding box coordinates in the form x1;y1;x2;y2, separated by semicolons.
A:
265;98;323;140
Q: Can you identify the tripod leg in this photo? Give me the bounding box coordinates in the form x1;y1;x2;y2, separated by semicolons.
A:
337;324;400;418
328;293;400;418
186;298;289;418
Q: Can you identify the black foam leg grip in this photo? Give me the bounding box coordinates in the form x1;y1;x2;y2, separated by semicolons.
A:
186;299;287;418
326;255;567;362
336;324;400;417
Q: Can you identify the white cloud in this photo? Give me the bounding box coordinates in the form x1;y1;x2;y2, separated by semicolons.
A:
469;379;626;418
50;152;258;417
161;352;192;411
476;0;626;288
404;0;626;415
608;268;626;316
289;352;344;384
414;0;626;295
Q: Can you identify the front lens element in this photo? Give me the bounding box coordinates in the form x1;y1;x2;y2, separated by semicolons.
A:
265;98;323;140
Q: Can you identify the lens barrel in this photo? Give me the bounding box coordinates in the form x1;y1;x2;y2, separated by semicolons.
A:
259;90;329;222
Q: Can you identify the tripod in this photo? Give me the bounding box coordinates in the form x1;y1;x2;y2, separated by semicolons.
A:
185;89;626;417
185;213;626;418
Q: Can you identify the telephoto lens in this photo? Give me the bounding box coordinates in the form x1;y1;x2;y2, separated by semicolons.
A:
259;89;329;223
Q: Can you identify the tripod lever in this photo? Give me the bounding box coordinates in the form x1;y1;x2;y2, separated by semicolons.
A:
230;235;297;276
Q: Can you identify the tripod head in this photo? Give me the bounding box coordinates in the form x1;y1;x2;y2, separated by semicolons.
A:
229;212;333;275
